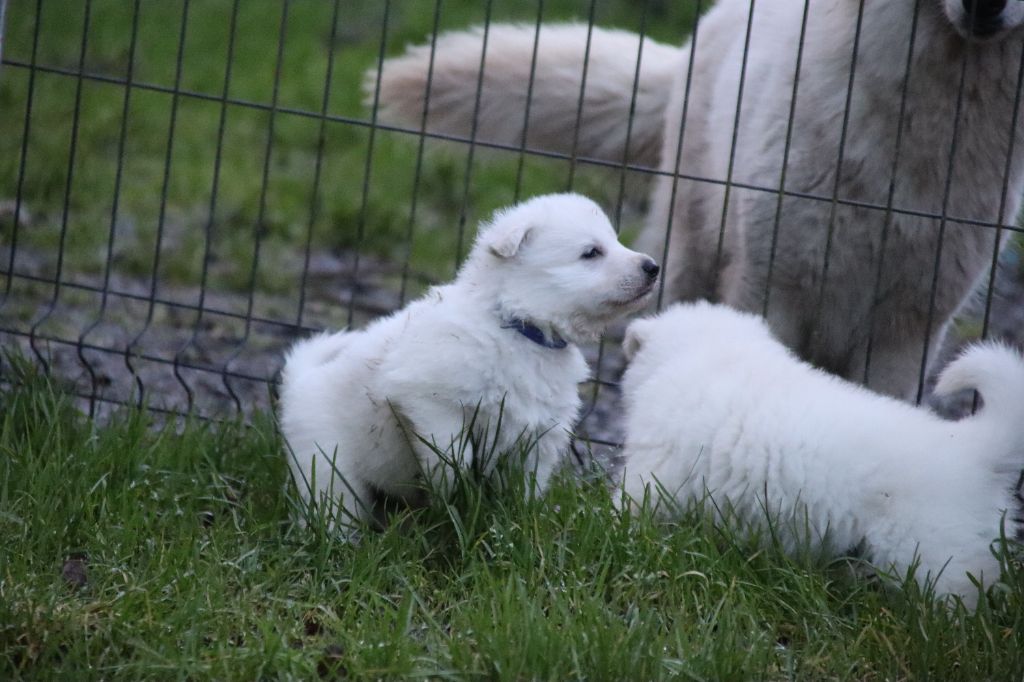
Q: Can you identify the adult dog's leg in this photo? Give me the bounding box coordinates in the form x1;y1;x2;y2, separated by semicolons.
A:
854;323;949;401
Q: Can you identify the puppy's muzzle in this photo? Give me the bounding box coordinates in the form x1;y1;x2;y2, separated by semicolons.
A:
614;257;660;307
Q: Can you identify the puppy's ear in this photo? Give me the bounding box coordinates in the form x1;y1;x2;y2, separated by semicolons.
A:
487;223;533;259
622;320;649;361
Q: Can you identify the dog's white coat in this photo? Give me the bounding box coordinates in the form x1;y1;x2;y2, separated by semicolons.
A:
279;194;657;532
618;302;1024;605
372;1;1024;399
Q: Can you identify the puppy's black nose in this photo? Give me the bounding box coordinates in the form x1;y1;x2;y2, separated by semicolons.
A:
641;258;660;281
963;0;1007;34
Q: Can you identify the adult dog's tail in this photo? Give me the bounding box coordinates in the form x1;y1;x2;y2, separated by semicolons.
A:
368;23;682;168
933;342;1024;468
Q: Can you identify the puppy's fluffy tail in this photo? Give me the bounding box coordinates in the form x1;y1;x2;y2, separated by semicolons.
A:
282;331;352;386
369;23;681;168
933;342;1024;465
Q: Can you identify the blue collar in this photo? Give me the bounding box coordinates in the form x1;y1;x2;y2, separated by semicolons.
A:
501;318;568;349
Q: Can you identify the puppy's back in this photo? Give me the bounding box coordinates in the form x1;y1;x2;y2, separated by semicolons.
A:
282;331;356;385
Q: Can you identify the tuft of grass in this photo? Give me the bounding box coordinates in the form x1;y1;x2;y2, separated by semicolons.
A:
3;373;1024;680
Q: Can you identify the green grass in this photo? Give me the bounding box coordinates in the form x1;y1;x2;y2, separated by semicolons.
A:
1;0;700;298
4;370;1024;681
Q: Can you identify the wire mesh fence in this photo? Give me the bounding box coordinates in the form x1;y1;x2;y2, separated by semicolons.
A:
2;0;1023;446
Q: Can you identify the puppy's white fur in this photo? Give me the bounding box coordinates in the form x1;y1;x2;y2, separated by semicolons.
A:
280;193;657;532
618;302;1024;606
372;2;1024;398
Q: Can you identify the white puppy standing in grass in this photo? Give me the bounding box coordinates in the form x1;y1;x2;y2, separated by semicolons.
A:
280;193;659;533
618;302;1024;606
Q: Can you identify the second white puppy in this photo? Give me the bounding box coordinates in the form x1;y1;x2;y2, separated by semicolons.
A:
281;193;658;533
618;302;1024;606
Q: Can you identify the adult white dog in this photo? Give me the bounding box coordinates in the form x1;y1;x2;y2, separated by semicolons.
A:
617;302;1024;606
372;0;1024;399
279;193;659;533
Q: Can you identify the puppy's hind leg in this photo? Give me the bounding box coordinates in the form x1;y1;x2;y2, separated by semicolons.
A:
911;536;1000;609
289;444;377;539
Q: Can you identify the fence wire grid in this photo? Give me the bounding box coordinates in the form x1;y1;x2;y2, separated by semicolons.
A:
2;0;1024;447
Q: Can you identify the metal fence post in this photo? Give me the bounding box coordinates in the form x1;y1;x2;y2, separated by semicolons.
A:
0;0;8;66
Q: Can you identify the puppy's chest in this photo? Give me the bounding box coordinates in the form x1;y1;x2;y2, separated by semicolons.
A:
383;328;586;430
484;359;584;424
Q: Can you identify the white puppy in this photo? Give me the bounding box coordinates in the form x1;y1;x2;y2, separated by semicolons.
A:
280;193;659;533
618;302;1024;606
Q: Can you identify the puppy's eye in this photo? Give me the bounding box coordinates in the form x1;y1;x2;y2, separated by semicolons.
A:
580;246;603;260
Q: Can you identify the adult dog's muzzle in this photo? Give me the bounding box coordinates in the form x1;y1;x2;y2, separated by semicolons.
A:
962;0;1009;37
